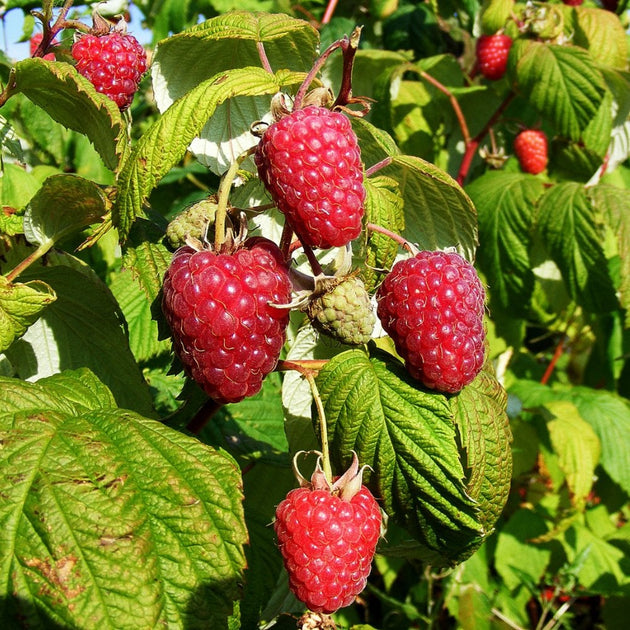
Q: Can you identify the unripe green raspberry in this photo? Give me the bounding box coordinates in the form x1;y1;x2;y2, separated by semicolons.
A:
166;198;217;249
305;275;375;346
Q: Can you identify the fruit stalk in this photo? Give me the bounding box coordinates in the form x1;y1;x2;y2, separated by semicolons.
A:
305;372;333;483
214;146;256;250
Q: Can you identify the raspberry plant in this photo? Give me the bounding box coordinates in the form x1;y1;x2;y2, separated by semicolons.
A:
1;1;629;629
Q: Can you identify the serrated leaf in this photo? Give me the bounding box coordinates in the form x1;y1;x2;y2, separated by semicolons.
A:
317;348;484;567
591;184;630;325
152;11;318;108
0;369;247;629
467;171;544;314
543;401;600;506
3;259;154;417
509;381;630;495
351;116;401;169
23;174;108;249
537;182;618;312
451;362;512;536
362;175;405;291
115;67;305;239
573;7;628;69
377;154;478;261
562;523;630;595
12;58;127;171
0;275;56;352
508;40;606;140
494;508;552;591
480;0;515;34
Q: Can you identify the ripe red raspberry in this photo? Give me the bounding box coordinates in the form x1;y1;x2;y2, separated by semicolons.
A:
161;237;292;405
476;34;512;81
514;129;548;175
30;32;56;60
274;455;381;614
376;250;486;393
71;30;147;111
254;105;365;250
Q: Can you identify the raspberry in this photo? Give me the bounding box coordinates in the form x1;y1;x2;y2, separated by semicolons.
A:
30;32;56;60
376;250;486;393
476;34;512;81
254;105;365;250
274;455;381;614
305;275;375;346
165;198;218;249
514;129;548;175
161;237;292;404
71;30;147;111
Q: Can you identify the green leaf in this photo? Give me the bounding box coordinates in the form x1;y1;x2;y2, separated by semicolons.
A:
12;58;127;171
362;175;405;291
451;362;512;536
23;174;108;249
152;11;318;103
3;258;155;417
573;7;628;70
480;0;515;34
351;116;401;169
377;154;478;261
0;162;41;210
562;523;630;595
536;182;618;312
0;275;56;352
509;381;630;495
115;67;305;238
494;508;552;592
0;369;247;629
317;348;484;567
591;184;630;326
508;40;606;140
467;171;544;314
543;401;600;506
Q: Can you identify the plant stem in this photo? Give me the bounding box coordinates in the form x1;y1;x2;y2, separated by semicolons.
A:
366;222;415;253
321;0;339;24
364;156;392;178
256;41;274;74
301;242;325;276
332;26;361;110
186;399;222;434
457;91;516;186
5;241;52;283
214;146;256;250
276;359;329;373
293;36;347;109
305;372;333;483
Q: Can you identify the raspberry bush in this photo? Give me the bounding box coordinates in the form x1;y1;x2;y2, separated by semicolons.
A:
1;1;629;629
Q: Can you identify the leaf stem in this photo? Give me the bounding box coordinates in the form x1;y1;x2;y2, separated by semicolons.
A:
256;41;274;75
366;222;415;254
364;157;392;178
5;241;52;283
321;0;339;24
214;146;256;250
457;92;515;186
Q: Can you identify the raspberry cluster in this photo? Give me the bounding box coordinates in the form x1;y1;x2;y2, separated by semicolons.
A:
255;105;365;250
274;471;381;613
161;237;291;404
72;31;147;110
376;250;486;393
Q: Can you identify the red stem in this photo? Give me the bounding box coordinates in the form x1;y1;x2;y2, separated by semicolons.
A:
540;337;565;386
321;0;339;24
457;92;516;186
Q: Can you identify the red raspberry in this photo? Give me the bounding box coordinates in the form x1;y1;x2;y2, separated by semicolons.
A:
476;34;512;81
514;129;548;175
30;32;56;60
254;105;365;250
161;237;292;405
274;457;381;614
71;31;147;111
376;250;486;393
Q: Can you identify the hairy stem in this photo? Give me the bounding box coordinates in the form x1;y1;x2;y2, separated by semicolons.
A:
256;41;274;74
305;372;333;483
5;241;53;283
